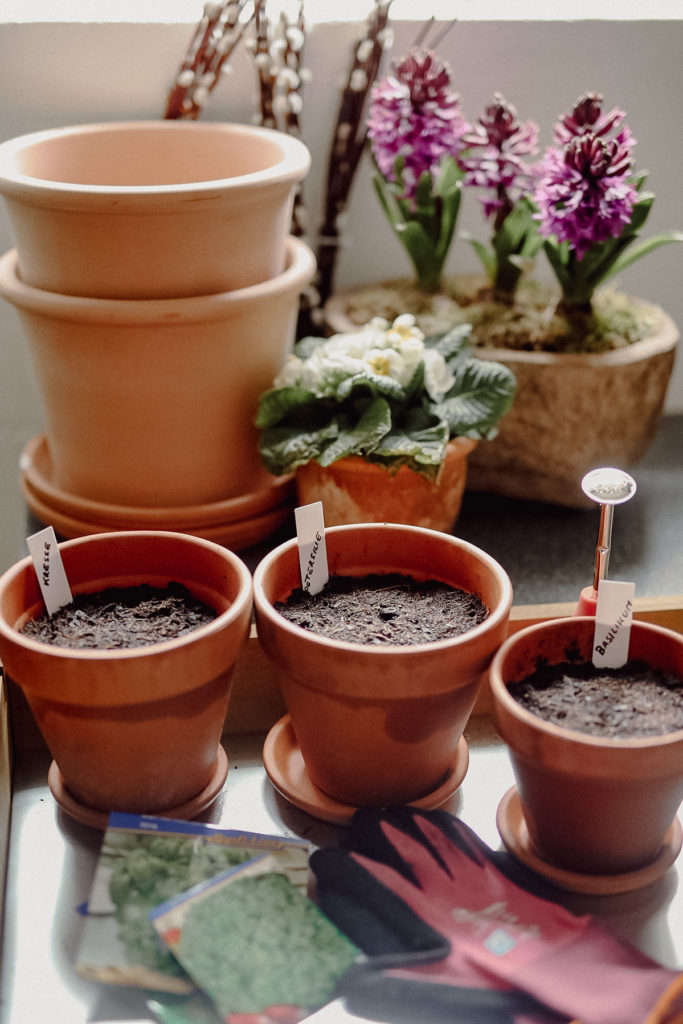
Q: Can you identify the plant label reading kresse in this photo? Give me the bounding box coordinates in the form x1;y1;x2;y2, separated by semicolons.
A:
295;502;329;596
593;579;635;669
27;525;73;616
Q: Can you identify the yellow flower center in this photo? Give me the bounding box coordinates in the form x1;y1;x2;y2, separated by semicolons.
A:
368;354;392;376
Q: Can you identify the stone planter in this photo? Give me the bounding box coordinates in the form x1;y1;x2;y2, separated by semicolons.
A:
465;317;678;507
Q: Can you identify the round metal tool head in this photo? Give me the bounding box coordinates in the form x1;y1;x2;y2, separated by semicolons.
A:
581;466;637;505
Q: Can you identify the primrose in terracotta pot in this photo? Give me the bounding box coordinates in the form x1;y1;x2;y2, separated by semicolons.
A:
255;314;516;531
489;616;683;886
253;522;513;810
0;530;253;826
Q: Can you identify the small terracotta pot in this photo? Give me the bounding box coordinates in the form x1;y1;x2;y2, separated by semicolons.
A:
294;437;478;532
0;121;311;298
0;238;315;506
253;523;513;806
490;616;683;874
0;531;253;816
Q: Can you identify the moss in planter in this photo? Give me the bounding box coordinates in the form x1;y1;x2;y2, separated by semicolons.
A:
336;277;665;355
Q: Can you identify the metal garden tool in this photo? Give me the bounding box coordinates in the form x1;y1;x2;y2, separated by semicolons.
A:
575;466;637;615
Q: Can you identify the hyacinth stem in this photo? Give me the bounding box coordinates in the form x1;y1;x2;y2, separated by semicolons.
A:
492;261;523;304
556;297;594;319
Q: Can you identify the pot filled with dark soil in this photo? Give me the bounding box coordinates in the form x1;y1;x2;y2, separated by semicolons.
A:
489;616;683;876
0;530;252;823
253;523;513;808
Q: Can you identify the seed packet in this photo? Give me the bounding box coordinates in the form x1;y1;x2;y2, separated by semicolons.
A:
76;812;310;993
150;854;359;1022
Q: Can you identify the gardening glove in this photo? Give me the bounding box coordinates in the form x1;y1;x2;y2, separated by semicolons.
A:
310;806;683;1024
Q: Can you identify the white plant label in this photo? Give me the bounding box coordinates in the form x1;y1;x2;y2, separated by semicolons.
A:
592;579;635;668
295;502;329;596
26;526;72;616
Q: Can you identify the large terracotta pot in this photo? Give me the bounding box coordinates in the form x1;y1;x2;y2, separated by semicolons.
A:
294;437;477;532
490;616;683;876
326;288;678;508
0;531;252;821
0;238;315;507
253;523;513;807
0;121;311;298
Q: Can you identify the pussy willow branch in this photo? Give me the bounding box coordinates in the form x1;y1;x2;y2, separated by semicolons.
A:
164;1;255;120
312;0;394;318
165;1;393;331
249;1;307;237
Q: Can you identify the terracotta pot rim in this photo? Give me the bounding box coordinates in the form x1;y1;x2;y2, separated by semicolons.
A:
0;529;253;662
490;615;683;750
253;522;513;655
0;236;316;322
308;437;479;477
0;121;311;202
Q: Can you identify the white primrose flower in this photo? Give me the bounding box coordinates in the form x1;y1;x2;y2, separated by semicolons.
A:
273;353;306;388
273;316;435;396
423;348;455;402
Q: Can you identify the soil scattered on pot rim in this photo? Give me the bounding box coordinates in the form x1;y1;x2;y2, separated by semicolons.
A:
21;582;216;649
509;659;683;738
276;573;488;645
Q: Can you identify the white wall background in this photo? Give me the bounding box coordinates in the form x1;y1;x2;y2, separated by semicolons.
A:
0;16;681;542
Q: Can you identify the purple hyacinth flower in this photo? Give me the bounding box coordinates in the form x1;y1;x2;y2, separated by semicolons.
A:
367;48;470;200
460;93;539;226
554;91;635;153
534;93;638;259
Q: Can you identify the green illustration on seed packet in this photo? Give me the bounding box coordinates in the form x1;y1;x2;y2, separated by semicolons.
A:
76;813;310;994
150;853;359;1020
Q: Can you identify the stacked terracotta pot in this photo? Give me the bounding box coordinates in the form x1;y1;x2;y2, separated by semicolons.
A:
0;120;314;547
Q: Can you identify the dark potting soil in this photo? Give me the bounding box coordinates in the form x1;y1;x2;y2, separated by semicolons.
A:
21;582;216;650
509;659;683;739
276;573;488;646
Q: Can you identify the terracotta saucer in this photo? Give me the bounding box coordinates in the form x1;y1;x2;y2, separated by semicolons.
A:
19;434;294;529
496;785;683;895
20;474;292;551
47;745;229;830
263;713;469;826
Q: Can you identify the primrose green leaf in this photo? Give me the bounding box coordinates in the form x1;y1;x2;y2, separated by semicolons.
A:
371;419;449;479
435;358;517;440
254;385;317;429
258;420;341;477
427;324;473;363
317;396;392;467
336;370;405;402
